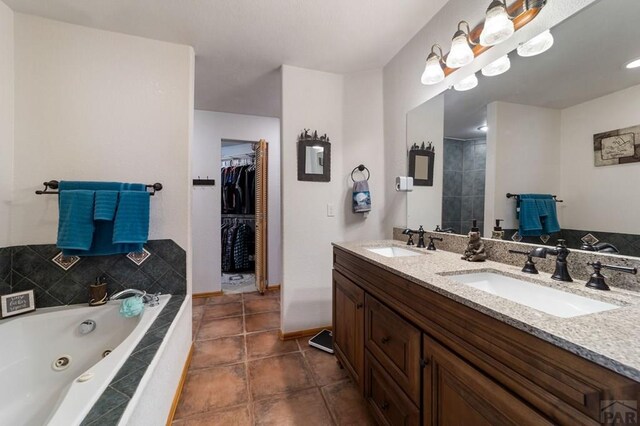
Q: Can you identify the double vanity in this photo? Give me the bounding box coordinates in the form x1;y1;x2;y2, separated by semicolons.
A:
332;240;640;425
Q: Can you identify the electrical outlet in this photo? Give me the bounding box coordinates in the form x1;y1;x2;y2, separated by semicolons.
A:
327;203;335;217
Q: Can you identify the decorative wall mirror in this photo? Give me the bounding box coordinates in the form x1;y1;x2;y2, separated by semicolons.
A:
409;145;435;186
297;129;331;182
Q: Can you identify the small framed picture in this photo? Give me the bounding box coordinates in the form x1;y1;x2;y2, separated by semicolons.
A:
1;290;36;318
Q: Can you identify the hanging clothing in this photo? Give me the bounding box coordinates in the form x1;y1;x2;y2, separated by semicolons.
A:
221;222;254;273
221;165;256;215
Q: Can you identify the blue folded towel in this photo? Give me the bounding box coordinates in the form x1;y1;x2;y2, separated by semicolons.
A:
57;190;96;250
518;194;560;236
57;181;149;256
113;191;150;244
94;191;119;220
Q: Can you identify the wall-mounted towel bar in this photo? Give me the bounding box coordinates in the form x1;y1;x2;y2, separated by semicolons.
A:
35;180;163;196
506;193;563;203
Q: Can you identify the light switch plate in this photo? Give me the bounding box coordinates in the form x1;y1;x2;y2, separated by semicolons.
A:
327;203;335;217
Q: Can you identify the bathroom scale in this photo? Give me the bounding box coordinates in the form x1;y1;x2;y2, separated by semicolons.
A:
308;329;334;354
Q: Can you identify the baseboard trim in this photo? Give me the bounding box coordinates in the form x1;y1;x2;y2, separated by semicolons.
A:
279;326;332;341
266;284;281;291
192;291;223;299
165;342;194;425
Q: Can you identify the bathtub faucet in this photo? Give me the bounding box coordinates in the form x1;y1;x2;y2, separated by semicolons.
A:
109;289;161;307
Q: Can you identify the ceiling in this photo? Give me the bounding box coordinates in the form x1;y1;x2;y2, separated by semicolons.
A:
443;0;640;140
5;0;450;118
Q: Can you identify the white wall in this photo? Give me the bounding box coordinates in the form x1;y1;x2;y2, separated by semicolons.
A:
382;0;597;236
281;66;385;333
406;94;444;230
0;1;13;246
11;14;193;251
192;110;281;294
9;15;194;424
486;101;561;234
560;83;640;234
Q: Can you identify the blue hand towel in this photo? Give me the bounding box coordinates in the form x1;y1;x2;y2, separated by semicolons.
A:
353;180;371;213
113;190;150;244
57;190;96;250
58;181;148;256
94;191;119;220
518;194;560;236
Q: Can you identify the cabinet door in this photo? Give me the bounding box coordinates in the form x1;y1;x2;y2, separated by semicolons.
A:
423;335;553;426
333;270;365;389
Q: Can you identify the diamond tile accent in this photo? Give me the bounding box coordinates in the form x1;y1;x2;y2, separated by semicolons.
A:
4;240;185;308
511;231;523;242
126;248;151;266
540;234;550;244
581;233;600;246
52;252;80;271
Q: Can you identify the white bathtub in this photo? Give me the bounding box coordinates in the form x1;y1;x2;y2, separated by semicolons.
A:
0;295;171;426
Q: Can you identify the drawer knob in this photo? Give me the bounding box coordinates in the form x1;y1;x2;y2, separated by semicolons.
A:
356;302;363;309
381;401;389;410
381;336;391;344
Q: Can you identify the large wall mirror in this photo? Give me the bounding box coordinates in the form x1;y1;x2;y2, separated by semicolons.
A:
407;0;640;257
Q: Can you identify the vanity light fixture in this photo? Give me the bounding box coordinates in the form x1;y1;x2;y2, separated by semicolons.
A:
453;74;478;92
480;1;515;47
517;29;554;57
446;21;476;69
625;58;640;69
481;54;511;77
421;44;445;85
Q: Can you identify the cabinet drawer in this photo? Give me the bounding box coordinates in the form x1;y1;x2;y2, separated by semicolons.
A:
365;350;419;426
365;294;421;404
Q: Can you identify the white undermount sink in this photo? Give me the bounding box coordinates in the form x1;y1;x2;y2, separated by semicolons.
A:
447;272;619;318
367;247;421;258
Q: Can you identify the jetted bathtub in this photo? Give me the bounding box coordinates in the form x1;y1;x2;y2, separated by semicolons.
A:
0;295;171;426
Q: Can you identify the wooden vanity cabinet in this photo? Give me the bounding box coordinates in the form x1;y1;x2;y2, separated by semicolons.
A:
332;247;640;426
332;269;365;389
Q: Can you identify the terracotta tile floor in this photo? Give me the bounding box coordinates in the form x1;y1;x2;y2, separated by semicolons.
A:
174;291;374;425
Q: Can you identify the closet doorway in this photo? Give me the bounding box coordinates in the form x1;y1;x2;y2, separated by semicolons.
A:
221;139;268;294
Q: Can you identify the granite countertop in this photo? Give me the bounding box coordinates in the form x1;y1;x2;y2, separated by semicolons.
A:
333;240;640;382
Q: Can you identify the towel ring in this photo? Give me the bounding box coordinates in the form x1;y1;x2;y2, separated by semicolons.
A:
351;165;370;182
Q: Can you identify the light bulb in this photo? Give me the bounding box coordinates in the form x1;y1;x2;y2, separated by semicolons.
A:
454;74;478;92
517;30;554;57
446;33;475;68
481;54;511;77
478;125;488;132
480;1;514;46
421;54;445;85
626;58;640;69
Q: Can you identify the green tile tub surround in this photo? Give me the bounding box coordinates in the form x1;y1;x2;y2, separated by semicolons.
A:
0;239;186;308
80;295;186;426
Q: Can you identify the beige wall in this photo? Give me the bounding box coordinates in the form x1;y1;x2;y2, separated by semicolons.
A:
560;83;640;234
0;1;13;247
281;66;385;333
192;110;281;294
486;101;562;234
11;14;193;251
406;94;444;230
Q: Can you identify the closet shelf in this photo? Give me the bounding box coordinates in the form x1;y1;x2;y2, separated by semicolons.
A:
222;214;255;219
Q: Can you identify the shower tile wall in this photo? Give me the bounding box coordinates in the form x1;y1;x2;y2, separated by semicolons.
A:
442;139;486;235
0;239;186;310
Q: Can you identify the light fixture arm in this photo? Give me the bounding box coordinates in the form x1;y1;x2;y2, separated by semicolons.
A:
429;43;445;63
525;0;546;11
456;21;478;46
